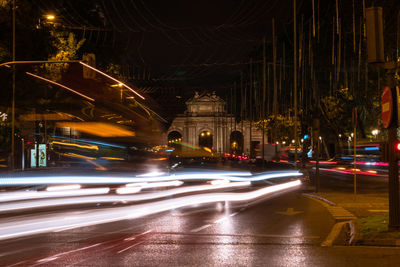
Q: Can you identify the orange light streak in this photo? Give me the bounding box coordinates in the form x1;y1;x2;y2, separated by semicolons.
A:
79;62;145;100
26;72;95;102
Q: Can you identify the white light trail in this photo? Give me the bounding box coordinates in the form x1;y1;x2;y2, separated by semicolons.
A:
0;182;250;212
116;186;142;195
210;179;230;185
140;180;184;189
0;180;301;240
46;184;81;192
229;171;303;181
117;180;183;195
136;171;166;177
0;170;301;185
0;188;110;203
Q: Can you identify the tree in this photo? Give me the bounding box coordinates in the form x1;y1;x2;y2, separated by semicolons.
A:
319;87;353;138
255;110;300;143
44;31;85;81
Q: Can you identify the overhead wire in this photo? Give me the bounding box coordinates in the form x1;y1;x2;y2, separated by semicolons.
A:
109;0;140;33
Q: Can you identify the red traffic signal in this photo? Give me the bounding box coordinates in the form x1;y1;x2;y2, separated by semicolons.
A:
396;142;400;152
395;142;400;160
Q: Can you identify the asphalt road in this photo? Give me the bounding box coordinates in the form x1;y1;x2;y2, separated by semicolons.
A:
1;188;400;267
309;164;389;193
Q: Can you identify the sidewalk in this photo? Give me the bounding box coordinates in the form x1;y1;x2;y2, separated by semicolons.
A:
303;187;400;247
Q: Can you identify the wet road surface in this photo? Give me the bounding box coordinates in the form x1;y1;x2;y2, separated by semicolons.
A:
2;189;400;266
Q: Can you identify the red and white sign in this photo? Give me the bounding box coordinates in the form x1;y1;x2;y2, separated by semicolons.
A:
381;86;393;128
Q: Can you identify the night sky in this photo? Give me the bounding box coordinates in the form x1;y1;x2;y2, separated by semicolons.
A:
4;0;400;122
34;0;295;94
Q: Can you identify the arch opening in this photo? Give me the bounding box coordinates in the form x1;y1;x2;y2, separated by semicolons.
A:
168;131;182;152
199;131;213;150
230;131;243;154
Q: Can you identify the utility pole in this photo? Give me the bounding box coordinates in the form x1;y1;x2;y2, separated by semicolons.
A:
249;58;253;158
386;64;400;229
365;6;400;229
294;0;298;165
262;37;266;167
11;0;16;170
273;18;278;115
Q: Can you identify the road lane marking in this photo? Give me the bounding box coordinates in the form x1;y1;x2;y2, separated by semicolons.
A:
117;241;145;254
190;224;212;232
32;230;153;266
33;243;102;266
276;208;303;215
214;217;229;224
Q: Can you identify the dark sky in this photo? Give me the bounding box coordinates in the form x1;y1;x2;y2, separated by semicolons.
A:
32;0;298;119
36;0;294;83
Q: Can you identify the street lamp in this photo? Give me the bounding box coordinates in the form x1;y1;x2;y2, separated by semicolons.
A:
11;0;16;170
372;129;379;139
46;14;55;21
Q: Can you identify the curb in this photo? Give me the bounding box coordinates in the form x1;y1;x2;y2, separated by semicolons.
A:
302;193;336;206
302;193;355;246
352;238;400;246
303;193;400;247
350;220;400;247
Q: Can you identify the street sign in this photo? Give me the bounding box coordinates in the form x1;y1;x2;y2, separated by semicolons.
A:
382;86;393;128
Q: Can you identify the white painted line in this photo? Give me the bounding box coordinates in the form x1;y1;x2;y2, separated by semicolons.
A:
33;243;102;265
117;241;144;254
214;217;229;224
190;224;212;233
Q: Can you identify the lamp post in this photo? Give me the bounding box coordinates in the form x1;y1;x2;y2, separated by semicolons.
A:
11;0;16;170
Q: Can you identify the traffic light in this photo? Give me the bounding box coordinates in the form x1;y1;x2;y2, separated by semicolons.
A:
303;134;309;140
380;142;400;161
396;142;400;159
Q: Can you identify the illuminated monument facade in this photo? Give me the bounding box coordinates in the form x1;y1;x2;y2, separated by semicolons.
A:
166;92;265;155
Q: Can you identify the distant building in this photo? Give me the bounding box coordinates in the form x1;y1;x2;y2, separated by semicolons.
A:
165;91;266;155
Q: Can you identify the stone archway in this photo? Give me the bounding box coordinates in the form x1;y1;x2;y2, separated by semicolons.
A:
168;131;182;151
199;130;213;150
230;131;243;154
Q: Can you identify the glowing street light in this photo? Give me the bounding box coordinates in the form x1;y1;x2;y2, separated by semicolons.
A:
372;129;379;139
46;14;55;20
